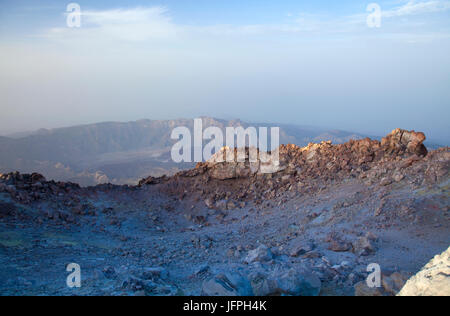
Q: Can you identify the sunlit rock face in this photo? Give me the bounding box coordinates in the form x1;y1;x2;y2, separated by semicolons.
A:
188;128;429;182
398;247;450;296
203;147;281;180
381;128;428;157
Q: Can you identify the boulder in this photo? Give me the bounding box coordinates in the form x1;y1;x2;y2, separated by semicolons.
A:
202;273;253;296
249;272;278;296
215;200;228;211
202;147;280;180
204;198;215;209
354;281;384;296
290;241;314;257
381;128;427;157
398;247;450;296
381;272;408;295
275;269;321;296
205;147;254;180
122;276;157;294
328;240;352;252
31;173;46;184
141;267;169;280
244;245;273;264
250;269;321;296
352;236;376;256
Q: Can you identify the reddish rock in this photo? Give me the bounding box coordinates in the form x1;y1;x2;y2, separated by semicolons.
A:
381;128;427;157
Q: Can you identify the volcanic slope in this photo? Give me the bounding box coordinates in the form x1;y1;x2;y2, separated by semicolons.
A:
0;128;448;296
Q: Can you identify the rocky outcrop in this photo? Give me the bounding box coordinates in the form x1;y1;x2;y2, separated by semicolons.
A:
202;147;280;180
175;128;428;183
135;130;448;218
0;171;81;204
3;129;446;218
381;128;427;157
397;247;450;296
138;175;168;186
0;172;46;186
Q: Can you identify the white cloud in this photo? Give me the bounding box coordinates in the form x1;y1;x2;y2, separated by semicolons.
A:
47;6;178;42
41;3;450;44
82;6;168;25
383;0;450;18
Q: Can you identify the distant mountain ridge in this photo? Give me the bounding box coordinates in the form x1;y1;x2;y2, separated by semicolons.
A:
0;117;379;186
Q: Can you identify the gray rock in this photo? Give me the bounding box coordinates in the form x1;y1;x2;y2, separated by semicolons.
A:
352;236;376;256
215;200;228;211
354;281;383;296
202;273;253;296
244;245;273;264
328;240;352;252
194;264;210;277
204;198;215;209
250;269;321;296
141;267;169;280
275;269;321;296
249;272;278;296
123;276;157;293
290;241;314;257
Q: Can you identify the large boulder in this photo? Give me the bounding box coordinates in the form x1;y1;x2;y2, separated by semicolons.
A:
290;241;315;257
275;269;321;296
205;147;258;180
397;247;450;296
354;271;409;296
243;245;273;264
381;128;427;157
203;147;280;180
250;268;321;296
352;236;376;256
354;281;384;296
202;273;253;296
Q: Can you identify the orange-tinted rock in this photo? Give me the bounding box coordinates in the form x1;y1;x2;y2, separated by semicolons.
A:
381;128;427;157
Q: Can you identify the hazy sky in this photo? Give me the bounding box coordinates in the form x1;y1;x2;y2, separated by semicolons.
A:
0;0;449;143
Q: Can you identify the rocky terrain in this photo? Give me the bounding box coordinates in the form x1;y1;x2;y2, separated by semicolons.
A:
0;117;372;186
0;128;448;296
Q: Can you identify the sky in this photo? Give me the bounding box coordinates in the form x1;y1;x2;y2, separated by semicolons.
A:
0;0;449;143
